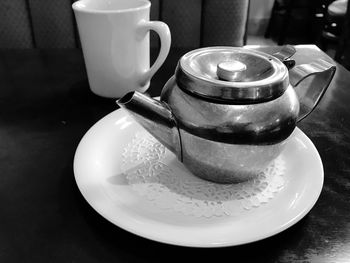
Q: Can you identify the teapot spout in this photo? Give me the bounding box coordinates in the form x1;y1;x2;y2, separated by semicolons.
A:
289;59;336;122
117;91;182;160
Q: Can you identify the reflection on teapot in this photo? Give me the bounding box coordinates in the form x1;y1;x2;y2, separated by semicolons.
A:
117;46;336;184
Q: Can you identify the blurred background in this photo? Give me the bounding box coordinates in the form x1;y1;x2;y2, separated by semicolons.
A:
0;0;349;70
247;0;350;70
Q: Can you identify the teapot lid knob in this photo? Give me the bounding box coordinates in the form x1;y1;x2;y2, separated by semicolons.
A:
217;61;247;81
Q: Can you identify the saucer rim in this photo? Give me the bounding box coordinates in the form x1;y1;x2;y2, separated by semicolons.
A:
73;109;324;247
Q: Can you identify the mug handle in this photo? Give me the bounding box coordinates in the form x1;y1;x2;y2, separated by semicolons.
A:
137;20;171;88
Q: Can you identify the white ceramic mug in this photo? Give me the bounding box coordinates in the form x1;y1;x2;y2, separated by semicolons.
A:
72;0;171;98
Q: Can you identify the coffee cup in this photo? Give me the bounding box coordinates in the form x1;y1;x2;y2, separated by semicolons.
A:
73;0;171;98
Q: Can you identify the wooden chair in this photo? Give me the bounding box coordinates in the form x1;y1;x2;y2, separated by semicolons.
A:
319;0;348;50
265;0;325;45
0;0;250;49
335;0;350;69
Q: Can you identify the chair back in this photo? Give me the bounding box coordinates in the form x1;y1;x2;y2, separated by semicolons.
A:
0;0;249;49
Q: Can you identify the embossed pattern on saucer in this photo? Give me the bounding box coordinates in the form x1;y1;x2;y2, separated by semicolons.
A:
122;131;286;218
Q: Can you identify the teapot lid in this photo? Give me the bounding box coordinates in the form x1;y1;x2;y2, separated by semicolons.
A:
175;47;289;103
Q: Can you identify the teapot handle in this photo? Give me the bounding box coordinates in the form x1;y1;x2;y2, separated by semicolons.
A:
289;59;336;122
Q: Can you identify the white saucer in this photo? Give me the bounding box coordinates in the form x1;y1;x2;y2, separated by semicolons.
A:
73;109;323;247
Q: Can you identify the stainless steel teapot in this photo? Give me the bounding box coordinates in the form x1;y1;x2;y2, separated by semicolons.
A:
117;46;336;183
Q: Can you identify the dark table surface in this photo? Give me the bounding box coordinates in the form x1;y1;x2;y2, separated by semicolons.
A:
0;45;349;262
